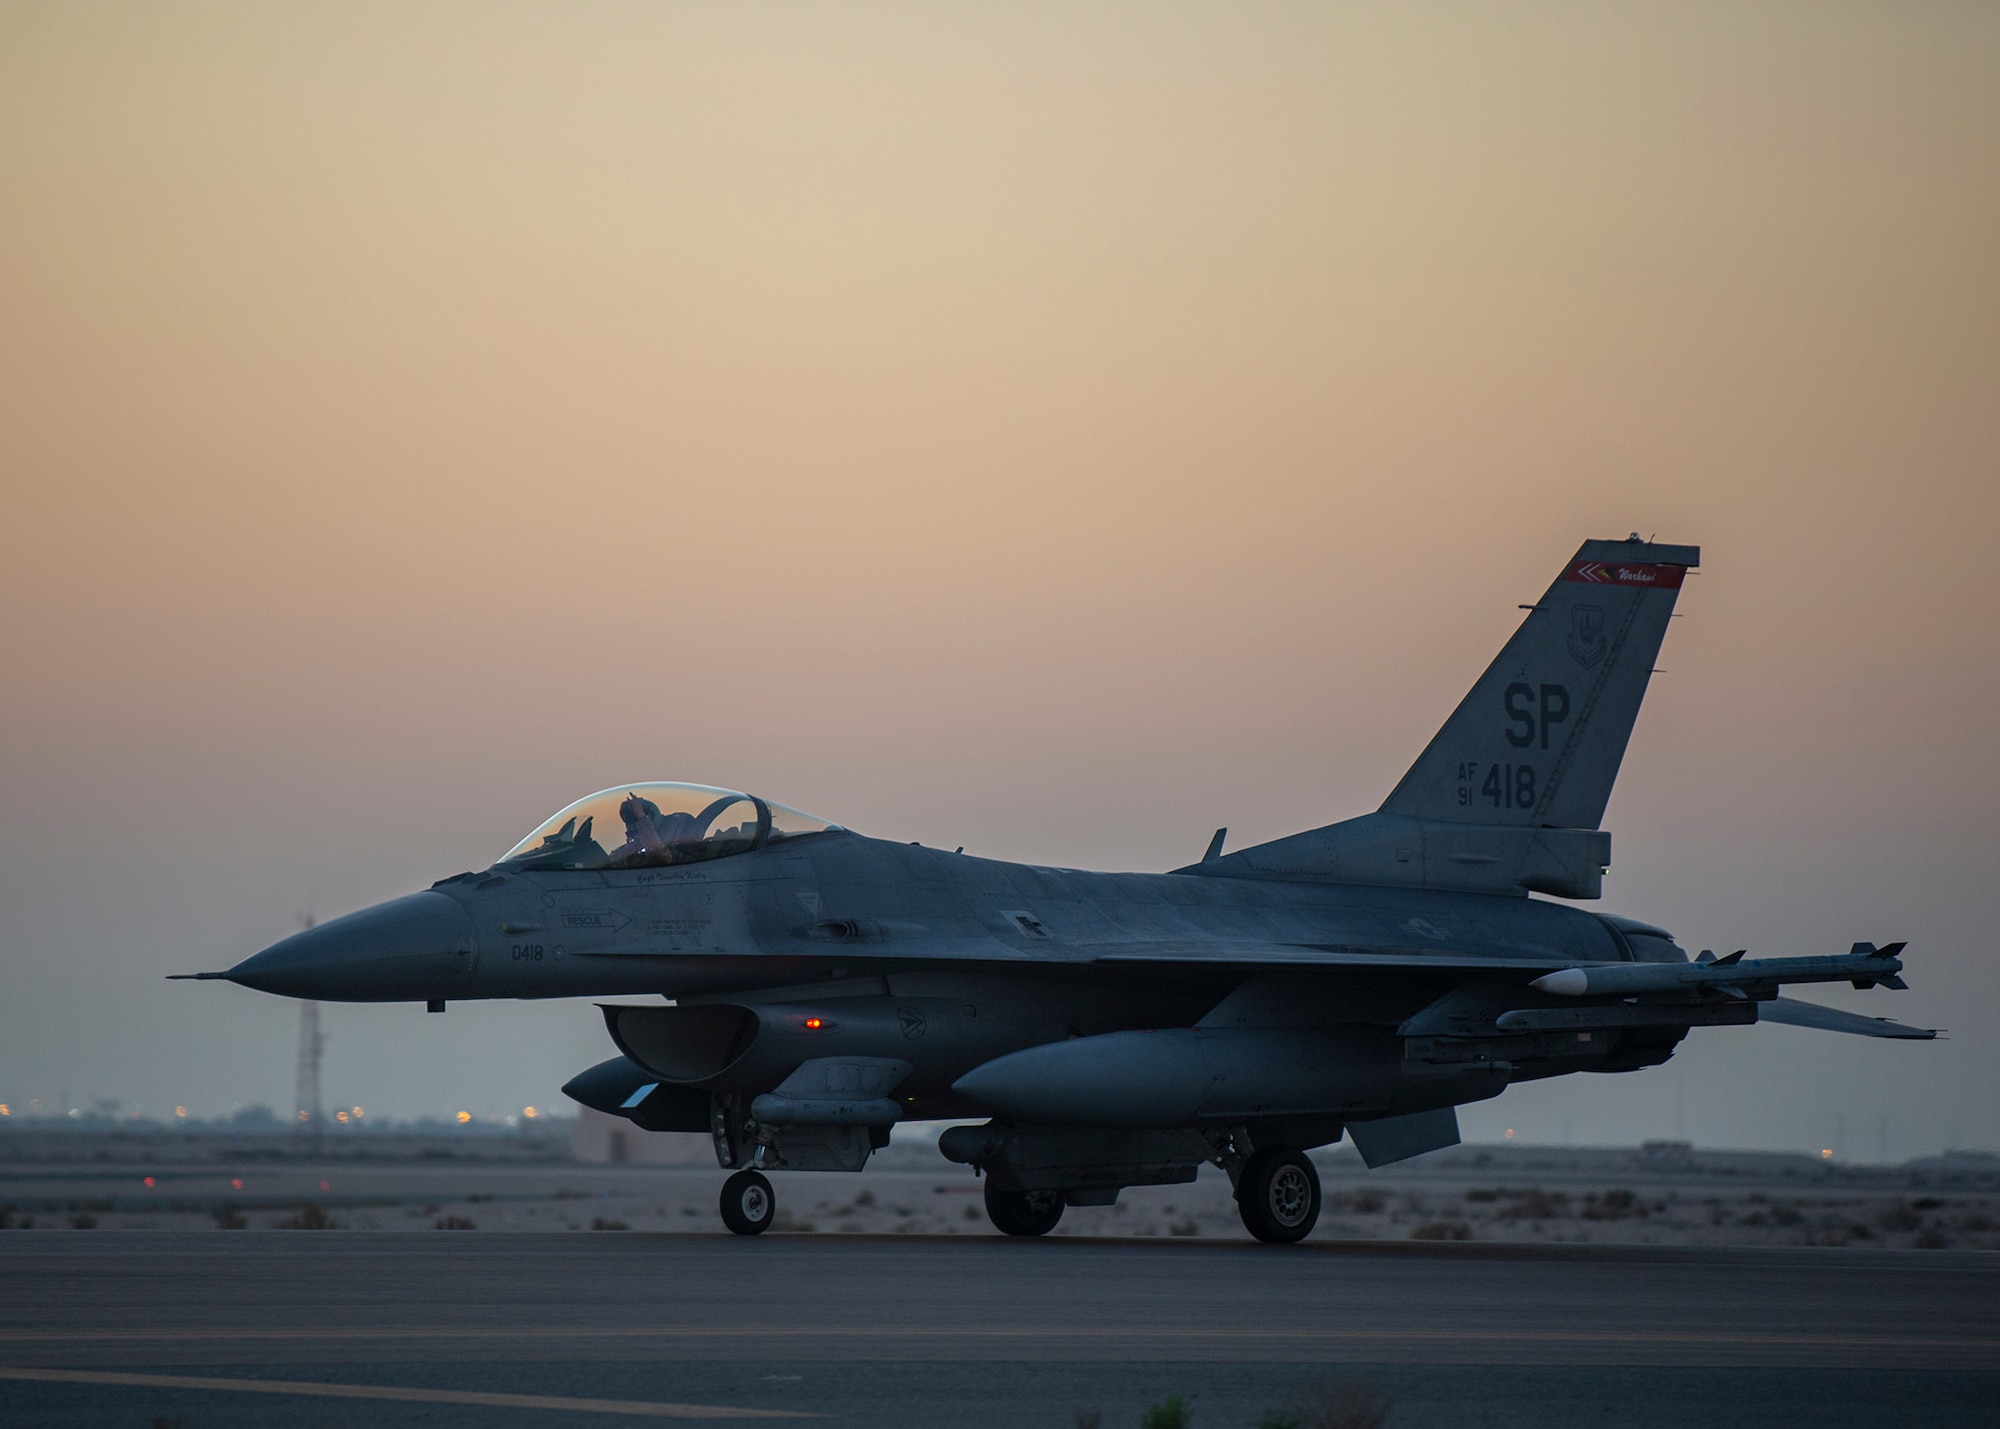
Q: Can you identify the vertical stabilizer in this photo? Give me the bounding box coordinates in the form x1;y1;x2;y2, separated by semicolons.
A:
1380;537;1698;829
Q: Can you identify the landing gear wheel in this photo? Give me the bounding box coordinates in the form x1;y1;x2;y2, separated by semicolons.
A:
1237;1147;1320;1244
984;1181;1064;1237
720;1169;775;1236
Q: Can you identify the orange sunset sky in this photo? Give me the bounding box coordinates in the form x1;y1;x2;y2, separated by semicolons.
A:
2;2;1995;1150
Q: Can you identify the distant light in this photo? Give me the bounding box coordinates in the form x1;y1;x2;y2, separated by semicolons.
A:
320;1181;329;1191
335;1111;349;1123
231;1178;243;1190
456;1110;472;1124
1820;1148;1833;1159
174;1106;187;1119
523;1106;538;1119
143;1177;155;1188
297;1109;310;1122
352;1107;364;1118
804;1017;823;1030
0;1104;10;1117
1504;1128;1516;1140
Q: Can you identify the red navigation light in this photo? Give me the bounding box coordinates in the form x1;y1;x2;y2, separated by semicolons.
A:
804;1017;823;1030
143;1177;155;1188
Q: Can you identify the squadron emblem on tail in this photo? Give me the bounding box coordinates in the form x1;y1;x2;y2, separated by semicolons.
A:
1568;604;1606;667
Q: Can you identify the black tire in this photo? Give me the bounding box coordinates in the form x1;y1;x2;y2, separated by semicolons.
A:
719;1169;775;1236
1237;1147;1320;1243
984;1181;1065;1237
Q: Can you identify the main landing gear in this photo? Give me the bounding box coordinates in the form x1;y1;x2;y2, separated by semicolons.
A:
1235;1146;1321;1243
984;1182;1065;1237
716;1146;1323;1243
720;1168;775;1236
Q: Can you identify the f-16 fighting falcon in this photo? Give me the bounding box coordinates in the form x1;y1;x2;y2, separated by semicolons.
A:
180;537;1935;1241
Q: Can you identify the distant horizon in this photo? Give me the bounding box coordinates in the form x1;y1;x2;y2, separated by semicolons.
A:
4;1106;1993;1168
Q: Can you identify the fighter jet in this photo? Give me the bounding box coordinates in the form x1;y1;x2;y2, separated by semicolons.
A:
181;536;1935;1241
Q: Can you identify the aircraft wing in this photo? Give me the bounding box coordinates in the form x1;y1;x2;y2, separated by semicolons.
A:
1088;942;1575;971
1758;996;1938;1040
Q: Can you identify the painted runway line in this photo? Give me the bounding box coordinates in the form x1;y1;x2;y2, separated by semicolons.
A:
1;1325;1994;1351
0;1366;816;1419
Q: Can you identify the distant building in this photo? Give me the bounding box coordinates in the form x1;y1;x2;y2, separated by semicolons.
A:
570;1108;713;1166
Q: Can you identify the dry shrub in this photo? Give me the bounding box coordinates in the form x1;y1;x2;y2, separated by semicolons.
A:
1258;1375;1395;1429
1494;1189;1568;1221
1580;1189;1648;1221
1878;1202;1922;1233
1409;1220;1471;1241
276;1203;338;1230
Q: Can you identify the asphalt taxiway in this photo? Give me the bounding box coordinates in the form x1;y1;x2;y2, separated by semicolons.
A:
2;1231;1995;1427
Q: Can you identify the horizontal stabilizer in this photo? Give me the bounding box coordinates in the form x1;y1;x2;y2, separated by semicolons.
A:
1759;997;1937;1040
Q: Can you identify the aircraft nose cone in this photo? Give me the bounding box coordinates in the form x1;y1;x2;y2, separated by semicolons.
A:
226;891;475;1001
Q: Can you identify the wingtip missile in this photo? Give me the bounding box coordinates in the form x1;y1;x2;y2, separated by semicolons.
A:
1532;944;1913;999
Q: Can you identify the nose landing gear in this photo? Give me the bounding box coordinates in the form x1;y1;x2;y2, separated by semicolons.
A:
1236;1146;1320;1243
720;1168;775;1235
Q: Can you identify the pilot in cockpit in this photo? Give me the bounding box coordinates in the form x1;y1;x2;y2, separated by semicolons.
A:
615;792;701;865
497;782;838;873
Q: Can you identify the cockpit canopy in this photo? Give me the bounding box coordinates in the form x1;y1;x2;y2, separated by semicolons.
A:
496;783;842;872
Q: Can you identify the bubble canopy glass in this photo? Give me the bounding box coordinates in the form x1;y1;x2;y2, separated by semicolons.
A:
496;783;843;871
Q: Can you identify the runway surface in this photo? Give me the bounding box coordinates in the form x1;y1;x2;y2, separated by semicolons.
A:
2;1231;1995;1427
